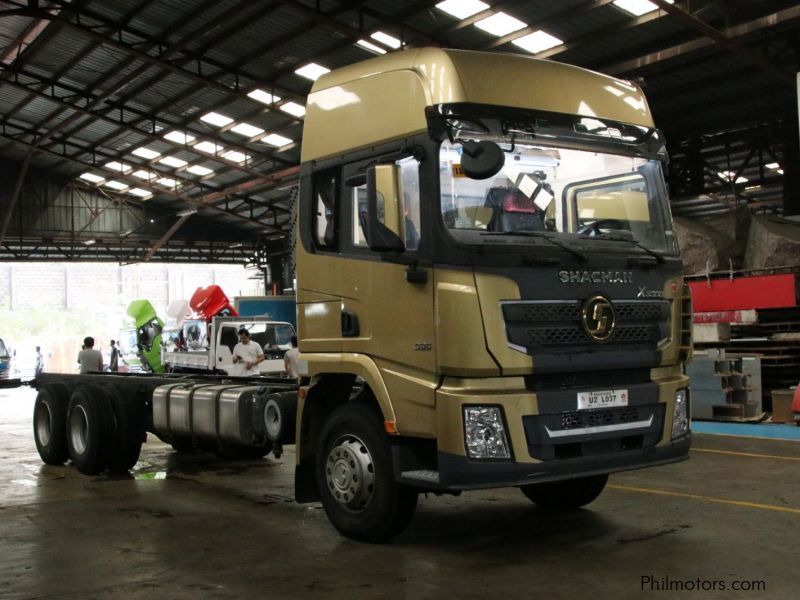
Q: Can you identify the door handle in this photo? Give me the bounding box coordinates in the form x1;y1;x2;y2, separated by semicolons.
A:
341;309;360;337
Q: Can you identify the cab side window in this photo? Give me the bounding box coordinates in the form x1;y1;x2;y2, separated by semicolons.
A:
313;169;338;249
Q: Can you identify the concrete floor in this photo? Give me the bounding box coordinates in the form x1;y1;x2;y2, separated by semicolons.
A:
1;386;797;599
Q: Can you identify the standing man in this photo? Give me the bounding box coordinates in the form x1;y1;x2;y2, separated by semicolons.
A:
284;335;300;379
231;327;265;376
34;346;44;375
109;339;120;372
77;337;103;374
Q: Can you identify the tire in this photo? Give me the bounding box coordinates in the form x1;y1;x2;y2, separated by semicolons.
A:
214;443;272;461
520;474;608;510
263;392;297;444
316;402;418;542
170;437;196;454
105;385;145;473
66;385;115;475
33;384;70;465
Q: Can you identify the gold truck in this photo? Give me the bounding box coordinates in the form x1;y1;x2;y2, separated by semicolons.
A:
293;48;692;541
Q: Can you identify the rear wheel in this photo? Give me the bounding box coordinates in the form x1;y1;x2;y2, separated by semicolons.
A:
316;402;418;542
520;474;608;510
33;384;70;465
105;385;145;473
66;385;114;475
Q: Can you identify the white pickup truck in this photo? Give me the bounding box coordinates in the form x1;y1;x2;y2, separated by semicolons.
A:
162;315;295;376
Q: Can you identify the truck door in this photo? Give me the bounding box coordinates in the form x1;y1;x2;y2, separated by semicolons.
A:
216;324;238;374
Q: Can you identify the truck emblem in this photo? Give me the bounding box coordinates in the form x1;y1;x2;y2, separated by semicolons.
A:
581;295;616;342
558;270;632;284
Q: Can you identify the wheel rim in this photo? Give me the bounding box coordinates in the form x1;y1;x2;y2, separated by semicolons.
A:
325;434;375;512
35;401;52;446
69;405;89;456
264;401;281;440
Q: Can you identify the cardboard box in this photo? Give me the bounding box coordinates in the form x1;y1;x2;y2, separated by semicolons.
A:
770;389;796;423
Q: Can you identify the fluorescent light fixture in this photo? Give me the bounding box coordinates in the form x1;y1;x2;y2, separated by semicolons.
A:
735;176;748;184
247;89;281;105
177;208;198;217
295;63;330;81
159;156;188;168
474;12;526;37
512;30;563;54
194;141;225;154
436;0;488;19
230;122;265;137
613;0;673;17
104;180;129;191
261;133;293;147
83;239;96;246
280;102;306;118
356;39;387;55
766;162;780;169
104;161;132;173
370;31;401;49
777;168;784;174
163;131;196;144
745;185;762;191
223;150;250;164
132;147;161;160
132;169;152;180
187;165;214;176
200;111;234;127
718;171;747;183
128;188;152;198
157;177;178;187
79;172;105;183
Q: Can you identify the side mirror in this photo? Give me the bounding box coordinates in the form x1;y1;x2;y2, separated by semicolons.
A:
365;164;405;252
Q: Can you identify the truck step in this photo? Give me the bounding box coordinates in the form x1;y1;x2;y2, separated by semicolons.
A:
401;470;440;484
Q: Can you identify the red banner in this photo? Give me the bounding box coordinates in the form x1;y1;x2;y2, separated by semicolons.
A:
688;273;797;312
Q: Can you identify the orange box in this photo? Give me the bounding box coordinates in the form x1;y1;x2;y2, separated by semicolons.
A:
771;390;795;423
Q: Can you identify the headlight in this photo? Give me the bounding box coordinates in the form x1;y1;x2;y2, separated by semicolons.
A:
463;406;510;459
671;388;690;439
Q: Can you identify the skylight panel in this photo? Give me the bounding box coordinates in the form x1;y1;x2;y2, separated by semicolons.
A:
132;147;161;160
104;161;132;173
435;0;488;19
613;0;673;17
247;89;281;105
230;123;265;137
187;165;214;176
200;112;234;127
370;31;401;49
512;30;564;54
295;63;330;81
222;150;250;164
159;156;188;168
280;102;306;118
104;180;129;191
474;12;526;37
79;173;105;184
163;131;196;144
261;134;293;147
157;177;178;187
132;170;152;180
356;39;386;55
766;162;780;169
128;188;152;199
194;141;225;155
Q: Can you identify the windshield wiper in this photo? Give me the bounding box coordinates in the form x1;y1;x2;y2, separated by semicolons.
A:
594;232;665;263
481;230;587;262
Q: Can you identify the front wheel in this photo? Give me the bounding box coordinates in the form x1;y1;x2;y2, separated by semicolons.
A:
520;474;608;510
316;402;418;542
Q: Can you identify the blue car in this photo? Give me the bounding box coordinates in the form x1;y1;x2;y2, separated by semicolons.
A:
0;338;9;379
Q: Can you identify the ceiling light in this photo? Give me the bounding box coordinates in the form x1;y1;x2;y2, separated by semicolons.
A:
200;111;234;127
262;133;293;147
356;39;386;55
157;177;178;187
512;30;564;54
777;168;784;174
132;147;161;160
295;63;330;81
187;165;214;176
223;150;250;164
230;123;265;137
474;12;526;37
613;0;673;17
159;156;188;168
104;161;132;173
718;171;747;183
247;89;281;105
83;239;96;246
128;188;153;199
280;102;306;118
79;172;105;183
370;31;401;49
435;0;488;19
194;141;224;154
104;180;129;191
163;131;196;144
177;208;198;217
132;169;152;180
766;162;780;169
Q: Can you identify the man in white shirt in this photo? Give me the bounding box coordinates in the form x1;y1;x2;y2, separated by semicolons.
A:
231;327;265;376
77;337;103;374
284;335;300;379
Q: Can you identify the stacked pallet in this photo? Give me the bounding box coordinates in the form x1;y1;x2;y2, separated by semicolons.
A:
687;349;762;420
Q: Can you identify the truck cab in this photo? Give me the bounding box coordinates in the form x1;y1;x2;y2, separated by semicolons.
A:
119;299;165;373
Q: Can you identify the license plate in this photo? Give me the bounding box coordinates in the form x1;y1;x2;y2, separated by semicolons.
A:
577;389;629;410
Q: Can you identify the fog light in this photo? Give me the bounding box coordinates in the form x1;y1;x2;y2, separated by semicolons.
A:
672;388;690;439
463;406;510;459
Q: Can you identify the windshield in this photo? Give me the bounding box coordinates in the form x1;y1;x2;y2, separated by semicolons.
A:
438;139;677;255
119;329;138;356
